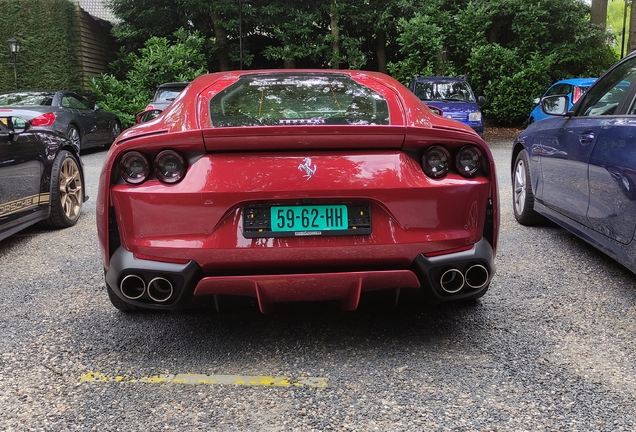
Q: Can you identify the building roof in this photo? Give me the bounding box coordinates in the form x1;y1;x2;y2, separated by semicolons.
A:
72;0;117;22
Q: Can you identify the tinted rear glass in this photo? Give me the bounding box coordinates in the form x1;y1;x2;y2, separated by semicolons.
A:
155;87;186;102
209;74;390;127
0;92;54;106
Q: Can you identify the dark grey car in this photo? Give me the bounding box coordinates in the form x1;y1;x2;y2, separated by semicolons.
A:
0;90;121;151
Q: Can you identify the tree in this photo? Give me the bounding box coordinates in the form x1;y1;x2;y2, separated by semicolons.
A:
90;29;208;126
628;0;636;54
591;0;609;30
101;0;618;125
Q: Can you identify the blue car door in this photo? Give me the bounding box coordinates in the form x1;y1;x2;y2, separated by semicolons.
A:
538;60;636;231
587;118;636;244
537;116;600;226
572;58;636;244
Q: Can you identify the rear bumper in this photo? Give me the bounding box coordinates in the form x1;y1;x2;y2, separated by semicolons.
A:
104;238;495;312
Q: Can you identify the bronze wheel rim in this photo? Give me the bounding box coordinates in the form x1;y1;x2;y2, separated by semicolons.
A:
60;158;82;221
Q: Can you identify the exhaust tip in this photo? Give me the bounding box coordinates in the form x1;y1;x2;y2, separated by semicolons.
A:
465;264;489;290
147;277;174;303
440;269;465;293
120;274;146;300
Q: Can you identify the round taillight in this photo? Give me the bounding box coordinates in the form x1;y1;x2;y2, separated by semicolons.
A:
456;146;482;177
155;150;186;183
120;151;149;184
422;145;450;178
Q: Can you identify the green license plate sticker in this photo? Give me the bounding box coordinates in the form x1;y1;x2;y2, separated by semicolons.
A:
271;205;348;232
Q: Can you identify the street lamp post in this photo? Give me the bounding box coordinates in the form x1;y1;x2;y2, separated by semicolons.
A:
7;37;20;90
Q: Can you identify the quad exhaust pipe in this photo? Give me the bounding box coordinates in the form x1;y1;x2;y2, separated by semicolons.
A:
439;264;489;293
147;277;174;303
120;274;174;303
120;274;146;300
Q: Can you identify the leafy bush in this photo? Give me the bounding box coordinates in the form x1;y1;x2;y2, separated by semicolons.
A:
387;13;447;85
90;29;208;128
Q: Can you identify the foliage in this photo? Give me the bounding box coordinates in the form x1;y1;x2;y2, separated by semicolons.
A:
101;0;619;126
387;13;447;84
0;0;82;93
90;29;208;127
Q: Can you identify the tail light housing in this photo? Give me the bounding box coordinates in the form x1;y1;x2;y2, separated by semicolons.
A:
422;145;451;178
155;150;186;183
421;144;485;179
456;146;482;177
30;112;56;127
572;86;582;104
120;151;149;184
119;149;187;185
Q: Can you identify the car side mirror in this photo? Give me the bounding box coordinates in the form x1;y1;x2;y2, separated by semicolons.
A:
136;109;163;124
541;95;568;116
427;105;443;116
477;96;486;105
532;97;540;104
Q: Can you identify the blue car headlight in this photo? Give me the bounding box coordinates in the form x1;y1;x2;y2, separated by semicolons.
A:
468;112;482;122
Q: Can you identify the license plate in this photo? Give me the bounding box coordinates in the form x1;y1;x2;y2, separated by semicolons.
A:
271;205;348;232
242;203;371;238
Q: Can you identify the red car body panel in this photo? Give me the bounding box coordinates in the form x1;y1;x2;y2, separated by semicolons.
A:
97;70;499;312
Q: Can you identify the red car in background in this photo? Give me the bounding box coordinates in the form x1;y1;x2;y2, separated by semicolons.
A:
97;70;499;313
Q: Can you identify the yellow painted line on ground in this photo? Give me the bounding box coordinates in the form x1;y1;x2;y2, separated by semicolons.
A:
80;372;327;388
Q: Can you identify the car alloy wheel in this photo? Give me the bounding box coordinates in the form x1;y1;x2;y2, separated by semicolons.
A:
512;149;542;226
59;157;82;221
45;150;84;228
112;121;122;140
67;125;80;148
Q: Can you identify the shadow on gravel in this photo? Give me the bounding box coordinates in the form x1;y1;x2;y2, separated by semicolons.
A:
80;291;493;374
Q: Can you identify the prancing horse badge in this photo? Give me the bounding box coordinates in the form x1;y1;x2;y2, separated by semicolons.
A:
298;157;317;180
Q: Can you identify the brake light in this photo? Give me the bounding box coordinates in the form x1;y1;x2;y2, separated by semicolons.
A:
572;87;582;104
31;112;56;127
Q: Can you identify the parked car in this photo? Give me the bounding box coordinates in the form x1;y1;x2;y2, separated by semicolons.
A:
512;51;636;274
136;82;190;124
97;70;499;313
144;82;190;111
0;91;121;151
409;77;486;137
0;112;85;241
527;78;597;124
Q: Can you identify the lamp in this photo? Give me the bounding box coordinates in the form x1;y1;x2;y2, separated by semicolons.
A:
7;36;20;90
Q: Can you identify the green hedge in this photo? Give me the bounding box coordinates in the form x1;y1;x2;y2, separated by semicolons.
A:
0;0;82;92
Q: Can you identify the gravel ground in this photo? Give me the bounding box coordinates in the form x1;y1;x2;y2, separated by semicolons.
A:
1;134;635;431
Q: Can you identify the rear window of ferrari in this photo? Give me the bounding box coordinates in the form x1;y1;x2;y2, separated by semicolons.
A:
209;73;390;127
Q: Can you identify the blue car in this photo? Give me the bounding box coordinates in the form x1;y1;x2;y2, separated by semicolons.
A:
528;78;597;124
511;51;636;274
409;77;485;136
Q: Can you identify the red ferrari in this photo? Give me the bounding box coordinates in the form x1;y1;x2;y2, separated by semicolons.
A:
97;70;499;313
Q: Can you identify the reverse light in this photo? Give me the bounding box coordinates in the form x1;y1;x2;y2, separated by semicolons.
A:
468;112;482;122
120;151;149;184
456;146;482;177
422;145;451;179
155;150;186;183
31;112;56;127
